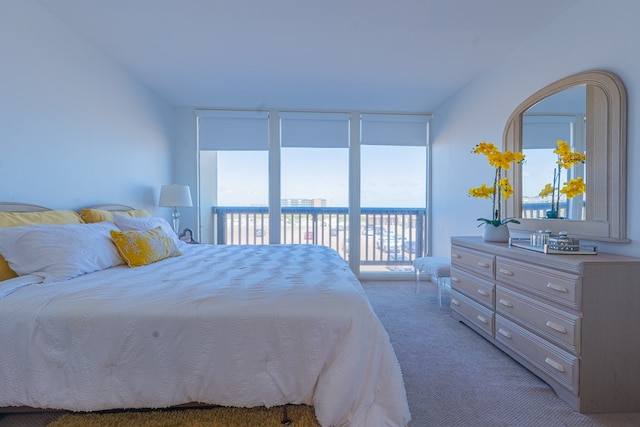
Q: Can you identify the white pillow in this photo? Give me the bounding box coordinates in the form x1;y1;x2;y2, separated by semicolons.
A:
113;214;180;246
0;222;124;283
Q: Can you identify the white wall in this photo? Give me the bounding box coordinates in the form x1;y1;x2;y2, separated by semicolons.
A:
430;0;640;258
0;0;174;214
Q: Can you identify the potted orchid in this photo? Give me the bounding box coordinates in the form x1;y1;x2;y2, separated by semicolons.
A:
468;141;525;241
538;140;586;219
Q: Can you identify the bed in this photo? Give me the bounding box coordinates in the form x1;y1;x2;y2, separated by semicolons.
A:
0;203;411;427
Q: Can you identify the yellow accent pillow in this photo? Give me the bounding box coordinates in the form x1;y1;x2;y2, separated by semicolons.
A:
0;210;84;281
0;257;16;281
110;227;181;267
81;208;150;223
0;210;83;228
80;209;151;224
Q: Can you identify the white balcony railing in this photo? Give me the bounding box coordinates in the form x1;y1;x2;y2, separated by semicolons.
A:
212;206;427;267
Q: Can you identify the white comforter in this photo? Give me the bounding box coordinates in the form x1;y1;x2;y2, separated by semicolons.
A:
0;244;410;427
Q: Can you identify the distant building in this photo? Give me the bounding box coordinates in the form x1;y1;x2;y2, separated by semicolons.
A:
281;198;327;207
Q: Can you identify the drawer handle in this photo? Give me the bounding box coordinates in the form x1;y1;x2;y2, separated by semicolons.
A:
451;252;461;259
498;268;514;276
546;321;567;334
477;261;490;268
451;276;460;283
476;315;489;324
498;298;513;308
498;328;512;339
547;282;569;293
545;357;566;373
477;289;489;296
451;298;460;306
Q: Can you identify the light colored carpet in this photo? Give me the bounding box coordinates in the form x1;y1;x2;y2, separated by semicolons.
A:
1;280;639;426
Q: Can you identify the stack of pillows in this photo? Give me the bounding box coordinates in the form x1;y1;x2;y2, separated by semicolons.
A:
0;208;182;284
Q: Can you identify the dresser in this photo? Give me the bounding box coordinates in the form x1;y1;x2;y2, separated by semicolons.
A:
450;236;640;413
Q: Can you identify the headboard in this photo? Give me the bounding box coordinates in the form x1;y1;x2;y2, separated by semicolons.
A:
0;203;137;214
86;204;136;211
0;202;51;213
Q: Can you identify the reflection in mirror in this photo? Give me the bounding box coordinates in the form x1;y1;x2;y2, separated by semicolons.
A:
503;70;627;242
522;85;586;220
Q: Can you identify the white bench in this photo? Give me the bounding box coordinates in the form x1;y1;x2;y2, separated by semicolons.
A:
413;256;451;308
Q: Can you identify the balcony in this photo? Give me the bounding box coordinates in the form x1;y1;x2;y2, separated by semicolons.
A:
211;207;426;269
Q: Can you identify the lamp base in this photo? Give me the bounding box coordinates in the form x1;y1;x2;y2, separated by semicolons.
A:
171;208;181;233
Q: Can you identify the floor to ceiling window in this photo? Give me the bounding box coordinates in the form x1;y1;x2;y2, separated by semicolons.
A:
359;113;429;275
280;112;350;256
196;108;430;277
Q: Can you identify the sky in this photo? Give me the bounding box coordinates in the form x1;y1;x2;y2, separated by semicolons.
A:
216;145;427;207
522;148;557;198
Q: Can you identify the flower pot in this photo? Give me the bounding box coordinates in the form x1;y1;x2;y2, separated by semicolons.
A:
483;224;510;242
546;210;558;219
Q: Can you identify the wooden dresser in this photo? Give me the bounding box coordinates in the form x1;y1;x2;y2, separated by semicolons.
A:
450;236;640;413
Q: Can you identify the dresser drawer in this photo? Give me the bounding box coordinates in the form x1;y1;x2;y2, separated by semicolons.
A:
496;258;581;309
451;289;494;338
496;315;579;395
450;266;495;309
451;245;495;280
496;286;581;354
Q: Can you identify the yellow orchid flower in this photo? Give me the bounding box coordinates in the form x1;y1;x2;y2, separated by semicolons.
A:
469;184;493;199
469;141;525;226
539;183;554;198
560;177;586;199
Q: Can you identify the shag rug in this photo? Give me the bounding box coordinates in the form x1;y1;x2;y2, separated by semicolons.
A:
47;405;320;427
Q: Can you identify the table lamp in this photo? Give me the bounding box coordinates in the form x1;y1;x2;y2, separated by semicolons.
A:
159;184;193;233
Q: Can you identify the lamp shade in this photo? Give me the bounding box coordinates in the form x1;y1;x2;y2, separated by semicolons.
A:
159;185;193;208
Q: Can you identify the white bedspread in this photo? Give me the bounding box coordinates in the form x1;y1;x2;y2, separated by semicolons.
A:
0;244;410;427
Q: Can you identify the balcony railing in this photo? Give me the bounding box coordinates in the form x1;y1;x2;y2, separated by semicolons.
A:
521;200;585;219
211;206;427;267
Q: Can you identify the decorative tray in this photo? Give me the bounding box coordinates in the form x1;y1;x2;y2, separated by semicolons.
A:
508;238;598;255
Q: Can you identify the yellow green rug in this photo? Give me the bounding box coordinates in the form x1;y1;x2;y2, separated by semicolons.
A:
47;405;321;427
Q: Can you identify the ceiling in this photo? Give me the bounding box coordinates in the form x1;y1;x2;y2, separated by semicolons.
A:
37;0;579;112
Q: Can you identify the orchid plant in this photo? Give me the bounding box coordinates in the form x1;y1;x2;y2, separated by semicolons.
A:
538;139;586;218
468;141;525;227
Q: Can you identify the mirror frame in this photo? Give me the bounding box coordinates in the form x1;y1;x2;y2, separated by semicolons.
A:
503;70;628;242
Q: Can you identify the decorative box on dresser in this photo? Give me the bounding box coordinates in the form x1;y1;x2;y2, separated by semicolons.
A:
450;236;640;413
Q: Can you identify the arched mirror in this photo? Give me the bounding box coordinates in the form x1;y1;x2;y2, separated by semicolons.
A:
503;70;627;242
